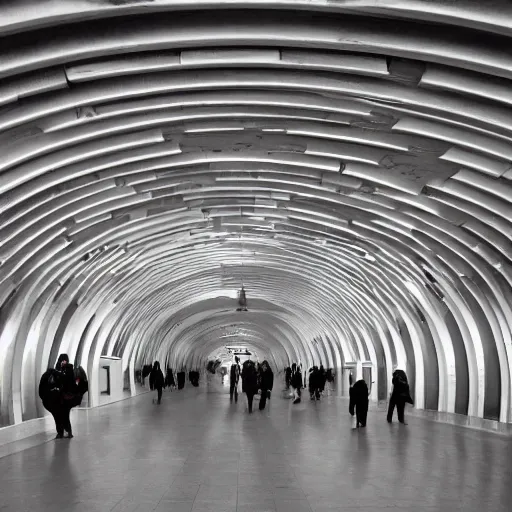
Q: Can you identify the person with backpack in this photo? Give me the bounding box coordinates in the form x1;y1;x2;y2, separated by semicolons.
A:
387;369;413;424
39;354;80;439
229;356;241;403
258;360;274;411
241;360;258;413
149;361;165;404
349;379;370;428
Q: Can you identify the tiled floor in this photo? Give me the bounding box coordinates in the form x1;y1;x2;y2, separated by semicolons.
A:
0;386;511;511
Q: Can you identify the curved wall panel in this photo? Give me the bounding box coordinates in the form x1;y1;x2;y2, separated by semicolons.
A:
0;0;512;427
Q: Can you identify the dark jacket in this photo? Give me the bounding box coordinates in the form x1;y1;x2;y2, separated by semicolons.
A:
39;369;63;409
308;367;319;393
259;363;274;391
318;365;326;391
291;368;302;389
149;361;165;390
74;365;89;396
241;361;258;394
55;354;77;397
391;370;413;404
349;379;369;415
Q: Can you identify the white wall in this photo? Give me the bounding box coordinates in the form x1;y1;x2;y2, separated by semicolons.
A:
98;356;124;405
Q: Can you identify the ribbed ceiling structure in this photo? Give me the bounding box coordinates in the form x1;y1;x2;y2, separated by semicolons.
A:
1;0;512;427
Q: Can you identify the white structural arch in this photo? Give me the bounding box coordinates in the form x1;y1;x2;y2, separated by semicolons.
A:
0;0;512;427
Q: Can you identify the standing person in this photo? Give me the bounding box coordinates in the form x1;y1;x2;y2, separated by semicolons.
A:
318;365;326;396
349;379;369;428
309;366;320;400
39;354;79;439
291;363;302;404
387;369;413;424
258;361;274;411
149;361;165;404
285;366;292;388
241;360;258;413
229;356;241;403
177;370;186;390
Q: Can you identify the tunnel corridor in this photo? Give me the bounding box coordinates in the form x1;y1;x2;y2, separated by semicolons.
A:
1;0;512;434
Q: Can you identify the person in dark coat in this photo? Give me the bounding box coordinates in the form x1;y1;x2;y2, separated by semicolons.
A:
349;379;370;428
229;356;241;402
309;366;319;400
149;361;165;404
39;354;78;439
291;363;302;404
177;370;186;389
241;360;258;413
285;366;292;388
318;365;326;394
387;369;413;424
258;360;274;411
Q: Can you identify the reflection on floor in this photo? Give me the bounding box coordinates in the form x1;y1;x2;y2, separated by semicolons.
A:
0;387;511;512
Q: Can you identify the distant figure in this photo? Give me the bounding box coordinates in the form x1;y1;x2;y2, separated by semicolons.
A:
308;366;320;400
241;360;258;413
230;356;241;402
258;361;274;411
189;370;200;387
39;354;80;439
387;369;413;424
349;379;369;428
285;366;292;388
149;361;165;404
291;363;303;404
177;371;186;390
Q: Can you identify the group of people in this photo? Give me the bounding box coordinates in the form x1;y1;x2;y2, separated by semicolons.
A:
308;365;327;401
39;353;89;439
229;357;274;413
284;363;335;404
349;369;414;428
147;362;202;404
39;353;413;438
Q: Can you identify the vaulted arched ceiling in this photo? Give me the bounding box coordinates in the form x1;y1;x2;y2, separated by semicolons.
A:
0;0;512;426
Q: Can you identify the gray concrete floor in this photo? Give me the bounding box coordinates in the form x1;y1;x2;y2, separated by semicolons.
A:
0;386;511;512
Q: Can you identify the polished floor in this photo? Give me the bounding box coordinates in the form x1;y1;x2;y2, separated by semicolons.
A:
0;384;511;512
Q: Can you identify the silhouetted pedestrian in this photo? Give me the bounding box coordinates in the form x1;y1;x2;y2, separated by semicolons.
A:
258;361;274;410
241;360;258;413
387;369;413;424
349;379;369;427
230;356;241;402
149;361;165;404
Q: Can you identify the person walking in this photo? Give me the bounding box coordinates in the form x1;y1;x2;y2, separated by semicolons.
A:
229;356;241;402
241;360;258;413
291;363;303;404
39;354;80;439
387;369;413;424
318;365;327;396
149;361;165;404
258;360;274;411
308;366;319;400
285;366;292;388
349;379;370;428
